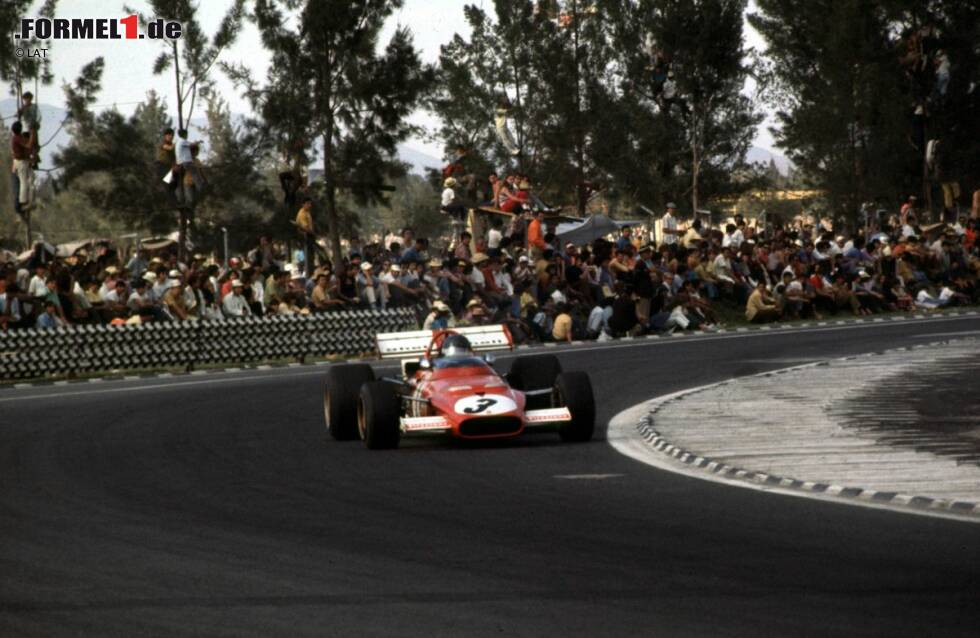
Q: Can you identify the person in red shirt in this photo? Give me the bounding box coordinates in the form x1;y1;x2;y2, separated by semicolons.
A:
500;179;530;213
10;121;35;214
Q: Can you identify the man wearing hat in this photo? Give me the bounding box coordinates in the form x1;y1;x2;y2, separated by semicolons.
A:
661;203;680;246
222;279;252;317
380;262;419;308
356;261;381;308
423;300;455;330
461;298;489;325
147;268;170;303
441;177;465;220
163;278;190;321
424;258;451;301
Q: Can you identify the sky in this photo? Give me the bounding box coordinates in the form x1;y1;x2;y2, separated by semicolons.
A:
4;0;777;159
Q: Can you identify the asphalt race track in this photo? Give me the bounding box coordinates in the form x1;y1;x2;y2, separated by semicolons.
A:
2;316;979;636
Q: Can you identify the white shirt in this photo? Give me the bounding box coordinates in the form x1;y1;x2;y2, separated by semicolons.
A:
222;292;251;317
127;290;147;311
467;268;485;289
494;271;513;296
104;289;127;304
175;138;194;163
28;274;48;298
487;228;502;249
722;229;743;249
712;254;734;280
661;213;678;245
441;187;455;207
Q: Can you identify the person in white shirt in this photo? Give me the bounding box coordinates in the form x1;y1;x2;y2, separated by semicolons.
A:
660;204;679;245
103;280;129;305
827;237;844;259
149;270;170;303
222;280;251;317
721;223;743;250
128;279;151;312
27;264;48;298
487;217;503;253
174;128;201;206
175;130;194;164
711;248;737;283
441;177;464;219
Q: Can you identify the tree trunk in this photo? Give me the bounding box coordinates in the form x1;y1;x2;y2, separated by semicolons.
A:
173;41;184;129
691;123;700;216
323;127;343;270
571;0;586;216
173;40;188;263
509;49;525;174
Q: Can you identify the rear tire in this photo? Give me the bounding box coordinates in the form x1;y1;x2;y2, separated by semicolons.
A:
508;354;562;410
359;381;401;449
324;364;375;440
554;371;595;442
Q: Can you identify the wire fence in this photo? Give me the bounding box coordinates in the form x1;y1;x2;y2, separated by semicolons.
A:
0;307;419;380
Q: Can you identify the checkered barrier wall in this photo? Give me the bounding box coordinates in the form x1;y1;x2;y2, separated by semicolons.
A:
0;308;420;380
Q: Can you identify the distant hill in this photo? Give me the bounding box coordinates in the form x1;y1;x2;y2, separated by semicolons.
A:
746;146;792;175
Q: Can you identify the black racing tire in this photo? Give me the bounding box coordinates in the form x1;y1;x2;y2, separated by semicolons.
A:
359;380;401;450
324;364;375;441
508;354;562;410
554;371;595;442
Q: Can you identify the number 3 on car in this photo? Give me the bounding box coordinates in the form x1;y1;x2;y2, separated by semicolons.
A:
322;325;595;449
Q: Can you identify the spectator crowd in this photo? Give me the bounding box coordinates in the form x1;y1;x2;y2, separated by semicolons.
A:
2;190;979;342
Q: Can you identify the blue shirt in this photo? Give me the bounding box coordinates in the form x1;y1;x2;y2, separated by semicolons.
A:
36;313;59;329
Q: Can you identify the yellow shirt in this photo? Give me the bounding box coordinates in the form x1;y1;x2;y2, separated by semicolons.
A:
745;289;775;321
552;313;573;341
681;228;703;248
295;208;314;234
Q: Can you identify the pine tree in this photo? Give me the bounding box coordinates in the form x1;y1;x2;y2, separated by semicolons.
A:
245;0;435;266
126;0;247;257
195;98;277;253
750;0;980;221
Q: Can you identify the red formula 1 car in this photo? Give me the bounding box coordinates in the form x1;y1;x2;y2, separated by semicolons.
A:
323;325;595;449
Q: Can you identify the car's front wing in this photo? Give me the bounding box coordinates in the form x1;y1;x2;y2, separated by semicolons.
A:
399;408;572;434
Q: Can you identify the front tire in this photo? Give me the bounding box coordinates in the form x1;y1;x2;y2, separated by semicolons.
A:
324;364;375;440
554;371;595;442
359;380;401;449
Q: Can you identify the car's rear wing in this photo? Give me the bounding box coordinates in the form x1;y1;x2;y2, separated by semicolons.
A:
376;325;513;360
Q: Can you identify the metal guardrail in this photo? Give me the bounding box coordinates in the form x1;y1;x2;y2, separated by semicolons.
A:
0;308;420;380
